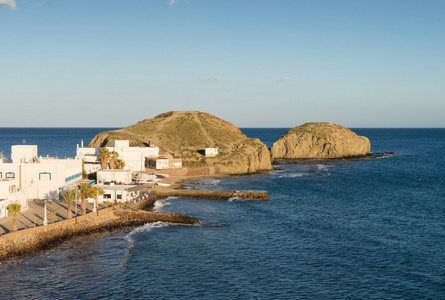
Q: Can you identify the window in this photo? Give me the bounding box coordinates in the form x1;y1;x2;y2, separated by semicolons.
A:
104;194;111;199
117;194;122;200
6;172;15;179
39;172;51;181
0;172;2;179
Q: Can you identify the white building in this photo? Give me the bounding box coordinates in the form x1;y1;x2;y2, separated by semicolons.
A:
0;179;28;218
97;169;132;185
205;148;218;157
76;140;160;172
146;156;182;170
0;145;82;200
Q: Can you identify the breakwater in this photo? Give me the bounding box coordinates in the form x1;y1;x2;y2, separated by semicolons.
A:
155;189;268;200
0;199;199;262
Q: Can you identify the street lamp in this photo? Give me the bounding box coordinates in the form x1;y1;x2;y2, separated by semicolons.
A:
75;184;78;224
43;199;48;226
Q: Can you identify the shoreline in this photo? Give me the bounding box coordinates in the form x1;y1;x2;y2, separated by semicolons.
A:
0;195;199;263
0;173;259;263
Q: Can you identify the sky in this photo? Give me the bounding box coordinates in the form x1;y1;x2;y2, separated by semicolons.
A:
1;0;444;128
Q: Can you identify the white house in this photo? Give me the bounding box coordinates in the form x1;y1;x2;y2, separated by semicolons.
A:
102;184;132;203
205;148;218;157
76;140;160;172
0;145;82;200
0;179;28;219
97;169;132;184
146;156;182;170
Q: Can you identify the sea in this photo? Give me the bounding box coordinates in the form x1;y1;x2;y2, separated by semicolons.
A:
0;127;444;299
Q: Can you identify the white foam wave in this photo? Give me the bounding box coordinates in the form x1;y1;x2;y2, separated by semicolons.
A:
202;179;220;185
126;221;170;240
316;164;330;170
153;200;171;212
228;196;243;202
278;173;305;178
270;169;285;175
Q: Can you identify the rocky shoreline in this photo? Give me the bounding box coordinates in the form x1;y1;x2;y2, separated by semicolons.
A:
0;195;199;263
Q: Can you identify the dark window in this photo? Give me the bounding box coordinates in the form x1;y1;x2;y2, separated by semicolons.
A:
117;194;122;200
104;194;111;199
0;172;2;179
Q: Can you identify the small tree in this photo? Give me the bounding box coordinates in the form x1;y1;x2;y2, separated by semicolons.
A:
109;151;119;169
92;186;105;215
60;189;76;219
7;202;21;232
82;160;88;179
78;183;95;215
115;158;126;170
98;148;110;169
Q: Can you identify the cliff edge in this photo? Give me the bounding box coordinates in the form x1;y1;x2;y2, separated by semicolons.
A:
270;122;371;159
89;111;272;175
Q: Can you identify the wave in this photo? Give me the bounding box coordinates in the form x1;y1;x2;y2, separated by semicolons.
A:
228;197;244;202
316;164;330;170
278;173;306;178
200;179;220;185
153;200;171;212
126;221;171;241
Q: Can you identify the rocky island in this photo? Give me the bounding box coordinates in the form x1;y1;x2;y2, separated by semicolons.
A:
270;122;371;159
89;111;272;175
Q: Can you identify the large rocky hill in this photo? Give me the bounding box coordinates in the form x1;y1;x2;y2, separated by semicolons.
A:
270;122;371;159
89;111;272;175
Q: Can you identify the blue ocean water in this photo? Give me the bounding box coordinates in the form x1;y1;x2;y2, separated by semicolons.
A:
0;128;445;299
0;128;117;158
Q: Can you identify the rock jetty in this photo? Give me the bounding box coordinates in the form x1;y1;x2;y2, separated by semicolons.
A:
270;122;371;159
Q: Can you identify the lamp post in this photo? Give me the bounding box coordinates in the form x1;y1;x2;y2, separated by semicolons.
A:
75;184;78;224
43;199;48;226
93;185;97;213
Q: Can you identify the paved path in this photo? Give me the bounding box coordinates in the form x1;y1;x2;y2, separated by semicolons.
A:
0;200;106;236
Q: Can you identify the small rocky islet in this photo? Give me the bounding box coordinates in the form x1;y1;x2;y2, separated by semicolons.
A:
89;112;371;173
270;122;371;159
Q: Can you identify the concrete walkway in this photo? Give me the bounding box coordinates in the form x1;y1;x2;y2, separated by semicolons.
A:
0;200;106;236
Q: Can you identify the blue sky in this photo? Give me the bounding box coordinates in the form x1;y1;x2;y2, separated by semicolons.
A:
1;0;444;128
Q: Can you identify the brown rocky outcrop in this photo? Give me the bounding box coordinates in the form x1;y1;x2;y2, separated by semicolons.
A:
89;111;272;175
270;122;371;159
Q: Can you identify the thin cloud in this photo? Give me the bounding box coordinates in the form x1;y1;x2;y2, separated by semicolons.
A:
0;0;16;9
277;77;293;82
169;0;190;5
201;75;228;82
215;75;226;82
42;0;53;7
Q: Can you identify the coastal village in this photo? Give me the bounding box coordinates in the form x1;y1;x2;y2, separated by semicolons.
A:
0;112;370;261
0;139;221;228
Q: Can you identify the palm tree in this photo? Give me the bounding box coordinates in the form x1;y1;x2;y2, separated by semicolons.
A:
7;202;21;232
98;148;110;169
109;151;119;169
115;158;126;170
78;183;95;215
60;189;76;219
81;159;88;179
92;186;105;215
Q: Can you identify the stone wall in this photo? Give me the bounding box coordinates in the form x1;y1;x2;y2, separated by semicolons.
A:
147;166;220;176
0;201;199;262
